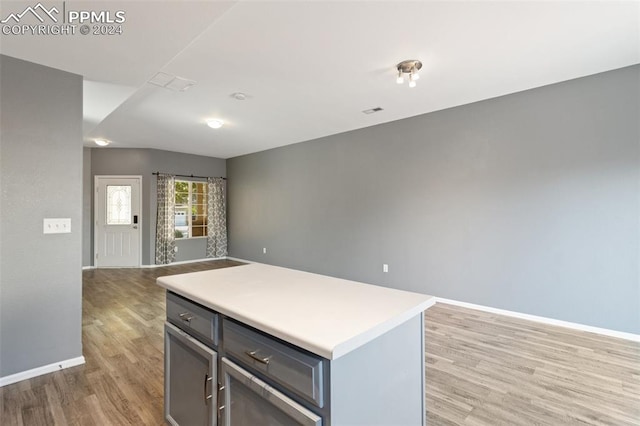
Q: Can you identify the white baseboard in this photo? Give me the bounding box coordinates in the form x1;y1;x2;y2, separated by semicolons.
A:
0;356;85;387
225;256;255;264
88;257;243;270
435;297;640;342
141;257;227;268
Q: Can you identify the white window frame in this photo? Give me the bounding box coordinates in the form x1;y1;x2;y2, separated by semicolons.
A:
174;179;208;239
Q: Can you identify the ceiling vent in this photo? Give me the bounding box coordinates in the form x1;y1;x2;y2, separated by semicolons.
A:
148;72;196;92
363;107;384;114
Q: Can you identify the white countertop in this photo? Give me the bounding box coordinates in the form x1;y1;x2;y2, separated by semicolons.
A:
157;263;435;360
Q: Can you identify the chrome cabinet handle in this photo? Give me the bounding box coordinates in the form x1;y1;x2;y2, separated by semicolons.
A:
217;383;225;416
245;350;271;365
179;312;193;323
204;374;213;404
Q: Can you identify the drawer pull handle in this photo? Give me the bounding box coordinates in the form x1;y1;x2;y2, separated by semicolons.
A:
179;312;194;323
245;350;271;365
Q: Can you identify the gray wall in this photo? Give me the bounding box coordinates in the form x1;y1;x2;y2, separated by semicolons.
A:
88;148;225;266
0;55;83;376
228;65;640;334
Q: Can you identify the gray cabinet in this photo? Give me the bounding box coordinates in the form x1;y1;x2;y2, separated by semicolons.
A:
165;322;217;426
220;358;322;426
164;290;426;426
223;318;324;408
166;290;218;346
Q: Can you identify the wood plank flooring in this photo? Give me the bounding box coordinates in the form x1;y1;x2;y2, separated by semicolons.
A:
425;304;640;426
1;261;638;425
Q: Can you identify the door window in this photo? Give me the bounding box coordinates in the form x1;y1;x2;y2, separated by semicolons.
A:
106;185;132;225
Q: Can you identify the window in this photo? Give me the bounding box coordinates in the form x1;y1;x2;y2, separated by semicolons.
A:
174;180;207;239
106;185;132;225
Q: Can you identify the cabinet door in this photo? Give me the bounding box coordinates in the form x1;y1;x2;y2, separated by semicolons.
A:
220;358;322;426
165;322;217;426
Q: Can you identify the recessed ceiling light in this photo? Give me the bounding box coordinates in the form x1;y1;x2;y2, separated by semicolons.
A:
94;139;110;147
207;119;224;129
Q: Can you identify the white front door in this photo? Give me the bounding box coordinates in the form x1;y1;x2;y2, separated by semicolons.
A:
94;176;142;268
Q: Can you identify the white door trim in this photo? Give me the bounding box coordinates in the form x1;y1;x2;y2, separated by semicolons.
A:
94;175;143;268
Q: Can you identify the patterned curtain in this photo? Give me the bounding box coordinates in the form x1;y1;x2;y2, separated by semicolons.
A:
206;177;228;258
155;173;176;264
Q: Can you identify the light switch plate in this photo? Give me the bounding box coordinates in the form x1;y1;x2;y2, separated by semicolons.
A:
43;218;71;234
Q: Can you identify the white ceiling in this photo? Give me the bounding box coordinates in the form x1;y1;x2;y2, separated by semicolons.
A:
1;1;638;159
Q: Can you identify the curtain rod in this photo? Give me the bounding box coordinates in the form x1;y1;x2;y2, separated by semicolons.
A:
152;171;227;180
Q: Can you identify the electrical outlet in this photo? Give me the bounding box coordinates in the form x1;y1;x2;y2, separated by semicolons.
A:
174;246;179;253
383;264;389;273
263;247;267;254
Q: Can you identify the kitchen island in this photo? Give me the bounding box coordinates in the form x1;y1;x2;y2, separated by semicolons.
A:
157;263;435;426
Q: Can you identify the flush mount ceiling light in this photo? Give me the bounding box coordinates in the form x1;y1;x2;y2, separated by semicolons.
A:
396;60;422;88
94;139;110;147
231;92;247;101
207;119;224;129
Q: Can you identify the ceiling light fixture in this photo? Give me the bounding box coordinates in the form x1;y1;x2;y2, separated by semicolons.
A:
94;139;110;147
207;119;224;129
396;59;422;88
231;92;247;101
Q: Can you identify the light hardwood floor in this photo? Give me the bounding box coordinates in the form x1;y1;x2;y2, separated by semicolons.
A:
425;304;639;426
1;261;638;425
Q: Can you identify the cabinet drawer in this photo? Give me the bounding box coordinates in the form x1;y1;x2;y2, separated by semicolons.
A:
221;357;322;426
223;319;324;408
167;292;218;346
